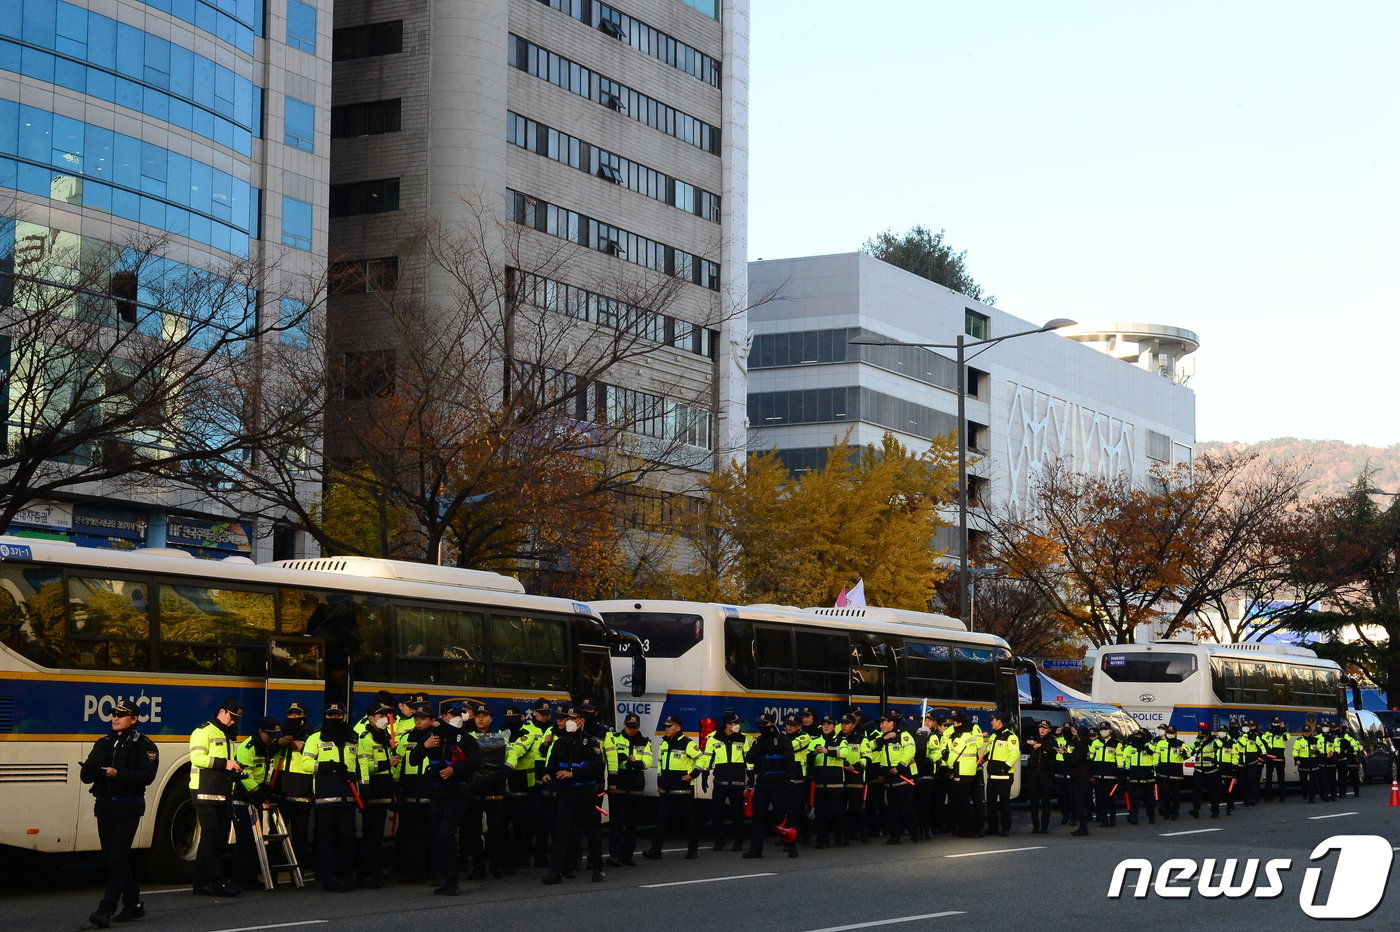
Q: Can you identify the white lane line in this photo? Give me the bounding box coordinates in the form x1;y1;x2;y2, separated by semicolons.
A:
944;845;1045;859
1159;828;1223;837
205;918;326;923
800;912;966;932
1309;811;1359;820
641;872;776;889
139;887;194;895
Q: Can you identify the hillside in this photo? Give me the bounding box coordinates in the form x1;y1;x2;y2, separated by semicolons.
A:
1196;438;1400;500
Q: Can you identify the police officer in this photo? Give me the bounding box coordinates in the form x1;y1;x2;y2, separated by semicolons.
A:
646;714;705;859
274;702;314;871
1119;729;1157;825
1294;722;1321;803
541;708;605;884
1317;719;1341;802
1262;717;1289;801
81;699;158;928
1052;722;1075;825
808;715;847;848
414;700;479;895
498;705;531;872
1188;724;1224;818
465;703;510;879
744;713;797;858
356;702;399;887
1088;721;1121;827
232;716;283;890
1218;724;1242;814
913;712;941;840
394;704;435;883
606;712;653;865
1154;725;1187;820
702;711;746;853
1337;721;1363;798
783;713;814;842
983;711;1019;837
1238;720;1263;806
190;698;244;897
1067;725;1093;837
866;712;917;843
944;714;983;837
1022;720;1056;834
308;702;359;892
834;714;870;843
511;698;554;867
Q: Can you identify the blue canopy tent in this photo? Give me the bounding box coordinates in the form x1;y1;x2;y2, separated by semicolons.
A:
1017;669;1092;704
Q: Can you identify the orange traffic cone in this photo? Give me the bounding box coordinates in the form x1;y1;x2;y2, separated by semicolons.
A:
1388;779;1400;807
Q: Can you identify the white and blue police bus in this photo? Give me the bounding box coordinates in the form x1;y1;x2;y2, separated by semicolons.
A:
592;599;1022;795
0;538;636;878
1091;639;1346;778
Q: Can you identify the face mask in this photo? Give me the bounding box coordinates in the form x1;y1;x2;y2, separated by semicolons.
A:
1321;727;1330;734
1216;732;1227;739
726;723;738;734
1099;729;1111;738
445;716;464;729
373;716;390;730
564;720;580;733
505;716;522;729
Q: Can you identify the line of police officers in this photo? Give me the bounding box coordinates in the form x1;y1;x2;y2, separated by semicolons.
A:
180;697;1373;899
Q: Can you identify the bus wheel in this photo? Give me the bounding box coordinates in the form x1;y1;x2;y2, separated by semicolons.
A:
145;770;197;883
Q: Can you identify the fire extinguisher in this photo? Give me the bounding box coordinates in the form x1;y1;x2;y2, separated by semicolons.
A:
743;788;755;818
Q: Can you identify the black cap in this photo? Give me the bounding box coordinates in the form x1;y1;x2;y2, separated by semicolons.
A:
564;707;584;719
756;713;775;726
440;701;466;716
623;713;641;727
533;698;552;712
820;715;836;725
503;706;522;718
1165;726;1177;735
662;715;684;728
879;711;896;722
286;701;307;716
949;709;968;722
722;711;740;725
411;703;434;719
220;699;245;718
990;710;1008;723
847;704;862;715
1037;720;1051;729
1272;717;1284;725
554;702;571;717
323;702;345;717
580;699;599;713
839;713;856;725
473;704;494;716
783;714;800;727
112;700;138;718
365;702;394;717
800;706;816;717
257;716;282;734
402;692;429;705
885;708;903;721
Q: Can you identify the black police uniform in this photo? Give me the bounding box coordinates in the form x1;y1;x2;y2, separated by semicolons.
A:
410;706;481;895
542;715;606;883
744;718;797;857
607;714;650;864
80;710;158;925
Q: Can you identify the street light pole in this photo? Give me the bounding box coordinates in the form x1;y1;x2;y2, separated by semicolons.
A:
849;318;1077;631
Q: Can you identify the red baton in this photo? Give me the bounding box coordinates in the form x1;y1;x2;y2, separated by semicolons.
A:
349;782;365;811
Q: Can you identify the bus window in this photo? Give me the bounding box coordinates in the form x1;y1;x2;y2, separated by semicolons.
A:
724;617;757;688
1210;658;1240;703
953;646;996;701
905;641;953;699
158;584;273;676
794;628;846;692
0;563;64;667
1100;651;1197;683
1243;662;1267;703
1267;663;1293;705
491;613;567;689
601;612;704;658
69;576;152;671
395;605;485;686
754;625;794;690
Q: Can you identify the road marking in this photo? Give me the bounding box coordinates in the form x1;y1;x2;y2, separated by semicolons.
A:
800;912;966;932
944;845;1045;859
1308;811;1359;820
1159;828;1223;837
641;872;776;889
140;887;194;895
204;918;327;923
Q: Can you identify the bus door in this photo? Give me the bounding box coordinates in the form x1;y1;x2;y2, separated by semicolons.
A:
850;632;892;713
577;645;615;716
265;636;326;717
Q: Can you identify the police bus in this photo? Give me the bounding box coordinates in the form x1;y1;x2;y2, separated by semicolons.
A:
0;537;635;878
592;599;1022;795
1091;639;1345;778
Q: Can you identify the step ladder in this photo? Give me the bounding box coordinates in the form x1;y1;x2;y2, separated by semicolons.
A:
230;802;304;890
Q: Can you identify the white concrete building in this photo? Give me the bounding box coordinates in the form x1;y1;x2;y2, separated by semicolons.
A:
747;252;1197;553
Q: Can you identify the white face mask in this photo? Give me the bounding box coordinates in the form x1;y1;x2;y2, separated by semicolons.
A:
726;723;738;734
564;720;580;733
373;716;390;730
445;716;464;729
1215;732;1227;739
1099;729;1111;738
1320;727;1330;734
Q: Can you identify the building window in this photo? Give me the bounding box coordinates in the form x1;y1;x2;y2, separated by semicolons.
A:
336;349;396;399
284;97;315;152
281;196;313;250
330;257;399;294
287;0;318;54
333;20;404;60
330;99;402;138
965;309;989;340
1147;430;1171;463
329;179;400;218
278;296;309;349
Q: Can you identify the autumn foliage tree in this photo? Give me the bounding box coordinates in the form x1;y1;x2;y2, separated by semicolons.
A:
636;432;959;609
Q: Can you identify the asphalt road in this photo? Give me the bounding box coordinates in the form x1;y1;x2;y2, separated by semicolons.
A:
7;796;1400;931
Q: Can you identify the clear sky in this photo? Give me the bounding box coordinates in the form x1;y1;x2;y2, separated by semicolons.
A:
746;1;1400;445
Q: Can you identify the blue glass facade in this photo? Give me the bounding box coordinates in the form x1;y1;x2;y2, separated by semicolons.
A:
1;1;261;156
0;100;260;256
132;0;264;54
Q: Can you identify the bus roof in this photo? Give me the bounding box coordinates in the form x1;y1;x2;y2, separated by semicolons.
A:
1114;639;1323;660
268;556;526;593
805;605;966;631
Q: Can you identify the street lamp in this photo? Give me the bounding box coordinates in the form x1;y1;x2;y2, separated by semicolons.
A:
849;317;1077;630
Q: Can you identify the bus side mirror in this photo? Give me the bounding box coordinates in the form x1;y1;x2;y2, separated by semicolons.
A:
631;654;646;698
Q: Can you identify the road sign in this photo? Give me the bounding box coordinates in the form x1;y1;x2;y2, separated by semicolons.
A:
1041;659;1081;670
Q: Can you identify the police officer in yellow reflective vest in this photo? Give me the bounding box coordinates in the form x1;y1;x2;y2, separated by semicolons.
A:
1293;722;1320;802
1262;717;1289;801
1238;720;1264;806
1188;725;1224;818
605;712;654;865
1118;729;1157;825
808;715;847;848
1153;725;1187;820
273;702;314;870
645;714;706;859
1218;725;1242;815
867;711;918;844
232;716;282;889
784;713;814;843
394;703;435;883
356;701;399;886
190;698;244;897
1317;720;1342;802
983;711;1019;836
1088;723;1121;827
944;717;983;837
308;702;360;892
701;711;746;853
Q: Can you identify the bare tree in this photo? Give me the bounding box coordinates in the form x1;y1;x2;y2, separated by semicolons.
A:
0;216;318;530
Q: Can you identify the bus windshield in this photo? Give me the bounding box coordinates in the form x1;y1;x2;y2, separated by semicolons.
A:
1100;651;1197;683
603;612;704;658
